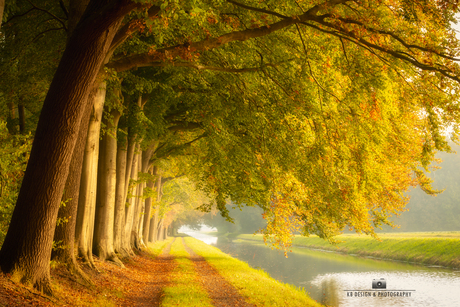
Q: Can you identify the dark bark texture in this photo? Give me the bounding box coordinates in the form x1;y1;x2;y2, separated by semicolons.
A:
0;0;136;294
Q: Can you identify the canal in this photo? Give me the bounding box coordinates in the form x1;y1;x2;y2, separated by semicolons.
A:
182;231;460;307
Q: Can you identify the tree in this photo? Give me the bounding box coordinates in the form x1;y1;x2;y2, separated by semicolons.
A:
0;0;140;294
2;0;460;293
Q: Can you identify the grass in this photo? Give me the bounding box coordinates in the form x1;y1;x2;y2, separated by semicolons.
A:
145;237;172;257
161;238;214;307
184;236;322;307
236;232;460;268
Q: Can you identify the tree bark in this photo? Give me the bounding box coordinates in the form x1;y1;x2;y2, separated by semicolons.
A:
157;218;165;242
75;82;106;267
93;108;123;265
122;145;138;254
148;175;162;243
51;86;96;286
113;130;127;255
18;102;25;134
131;147;143;249
0;1;135;293
148;209;157;243
6;100;16;134
142;166;156;244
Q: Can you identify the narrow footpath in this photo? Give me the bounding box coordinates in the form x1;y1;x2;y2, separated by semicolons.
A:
182;238;254;307
127;238;176;306
124;237;255;307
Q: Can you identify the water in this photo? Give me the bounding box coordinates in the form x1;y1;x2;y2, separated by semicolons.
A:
182;231;460;307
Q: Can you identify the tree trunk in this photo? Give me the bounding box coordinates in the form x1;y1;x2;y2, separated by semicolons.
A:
0;1;135;293
18;102;25;134
157;218;164;242
142;167;156;244
122;145;139;254
93;108;123;265
148;176;162;243
148;209;157;243
137;189;146;248
75;82;106;267
113;130;127;255
51;86;97;286
131;147;142;250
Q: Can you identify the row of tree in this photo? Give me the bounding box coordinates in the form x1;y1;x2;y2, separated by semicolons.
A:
1;0;460;295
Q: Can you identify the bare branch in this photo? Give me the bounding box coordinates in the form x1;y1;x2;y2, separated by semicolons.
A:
334;16;460;62
59;0;69;19
26;0;68;31
168;121;203;132
32;27;65;42
153;132;208;161
306;16;460;83
226;0;288;19
137;60;285;73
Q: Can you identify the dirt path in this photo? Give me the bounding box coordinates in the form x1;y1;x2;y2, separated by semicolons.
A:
182;237;255;307
122;238;176;307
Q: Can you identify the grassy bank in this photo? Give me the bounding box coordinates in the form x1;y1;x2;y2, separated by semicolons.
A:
236;232;460;268
184;237;322;307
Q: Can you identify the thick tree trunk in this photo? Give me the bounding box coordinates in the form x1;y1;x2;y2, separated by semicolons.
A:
75;82;106;267
51;87;97;285
113;132;127;255
0;1;134;293
93;108;123;265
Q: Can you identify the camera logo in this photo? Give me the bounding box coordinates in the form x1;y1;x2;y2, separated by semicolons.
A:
372;278;386;289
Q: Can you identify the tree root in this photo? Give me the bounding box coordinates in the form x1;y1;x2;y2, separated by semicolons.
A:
8;279;58;304
107;253;125;268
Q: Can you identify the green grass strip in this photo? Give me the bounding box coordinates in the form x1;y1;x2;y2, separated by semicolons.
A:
145;237;174;258
161;238;214;307
184;237;322;307
237;232;460;268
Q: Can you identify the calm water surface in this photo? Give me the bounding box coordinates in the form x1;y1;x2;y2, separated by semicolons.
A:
183;231;460;307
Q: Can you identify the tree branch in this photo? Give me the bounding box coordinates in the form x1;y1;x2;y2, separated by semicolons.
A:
133;60;283;73
305;16;460;83
334;16;460;62
107;5;161;58
226;0;288;19
59;0;69;19
32;27;66;42
107;1;350;72
168;121;203;132
153;133;208;161
26;0;68;31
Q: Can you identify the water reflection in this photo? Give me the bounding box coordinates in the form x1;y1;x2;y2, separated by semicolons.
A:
184;231;460;307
